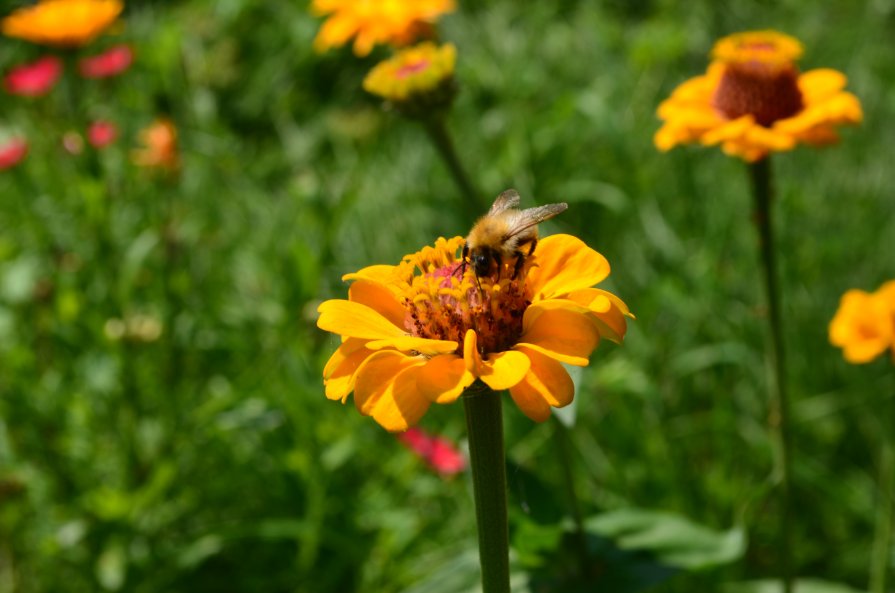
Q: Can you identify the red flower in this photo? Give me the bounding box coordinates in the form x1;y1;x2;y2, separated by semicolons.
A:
4;56;62;97
397;427;466;477
88;120;117;148
78;44;133;79
0;138;28;170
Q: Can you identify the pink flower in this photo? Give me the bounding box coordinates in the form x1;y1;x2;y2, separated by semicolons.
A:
4;56;62;97
397;427;466;477
88;120;117;148
78;44;133;79
0;138;28;170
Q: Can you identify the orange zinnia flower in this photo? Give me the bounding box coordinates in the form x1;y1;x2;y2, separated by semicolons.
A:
312;0;454;57
132;118;179;171
317;234;631;432
655;30;862;162
2;0;123;47
829;282;895;364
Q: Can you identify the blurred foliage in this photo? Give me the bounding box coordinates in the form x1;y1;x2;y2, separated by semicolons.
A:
1;0;894;591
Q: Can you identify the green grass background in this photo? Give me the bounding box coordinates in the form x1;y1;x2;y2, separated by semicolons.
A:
0;0;893;591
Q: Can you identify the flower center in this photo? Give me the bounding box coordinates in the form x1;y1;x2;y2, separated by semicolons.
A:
395;58;431;79
712;60;804;126
403;260;531;355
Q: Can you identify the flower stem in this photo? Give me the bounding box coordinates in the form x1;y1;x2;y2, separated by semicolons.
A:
748;157;794;593
463;383;510;593
870;376;895;593
421;116;483;217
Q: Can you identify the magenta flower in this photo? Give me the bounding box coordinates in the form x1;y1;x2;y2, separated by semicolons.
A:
88;120;117;148
398;427;466;477
78;44;133;79
0;138;28;170
4;56;62;97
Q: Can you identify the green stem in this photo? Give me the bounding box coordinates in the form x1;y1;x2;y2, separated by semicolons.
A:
421;116;483;217
870;376;895;593
463;383;510;593
554;418;590;578
748;157;794;593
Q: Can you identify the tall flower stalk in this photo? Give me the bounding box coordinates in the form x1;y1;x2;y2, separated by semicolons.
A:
464;384;510;593
830;281;895;593
749;156;794;592
655;30;863;593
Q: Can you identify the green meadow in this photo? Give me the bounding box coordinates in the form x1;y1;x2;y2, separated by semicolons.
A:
1;0;893;591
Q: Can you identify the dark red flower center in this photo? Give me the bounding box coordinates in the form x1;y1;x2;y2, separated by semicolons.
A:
712;62;804;127
404;260;531;355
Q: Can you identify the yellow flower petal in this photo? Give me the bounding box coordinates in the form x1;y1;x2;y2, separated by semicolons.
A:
798;68;847;102
366;336;459;355
701;116;754;145
322;338;371;402
507;382;552;422
527;234;610;300
518;305;601;366
566;288;631;343
343;264;406;295
416;354;475;403
317;299;405;340
463;329;531;390
513;346;575;408
353;351;430;432
349;279;407;329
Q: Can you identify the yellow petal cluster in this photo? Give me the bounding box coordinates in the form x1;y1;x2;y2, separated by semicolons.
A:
2;0;123;47
312;0;454;57
317;234;632;432
829;281;895;364
655;30;862;162
363;42;456;102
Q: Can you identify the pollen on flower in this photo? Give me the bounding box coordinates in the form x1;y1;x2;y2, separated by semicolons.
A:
400;237;531;356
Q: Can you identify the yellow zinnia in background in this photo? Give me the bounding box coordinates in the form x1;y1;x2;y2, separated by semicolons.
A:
655;30;862;162
312;0;455;57
2;0;123;47
363;42;456;102
317;234;631;432
829;281;895;364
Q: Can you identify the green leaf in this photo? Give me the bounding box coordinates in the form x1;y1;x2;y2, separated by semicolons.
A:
586;508;746;570
723;579;867;593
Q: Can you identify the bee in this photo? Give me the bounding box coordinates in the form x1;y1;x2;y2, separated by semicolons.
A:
462;189;568;282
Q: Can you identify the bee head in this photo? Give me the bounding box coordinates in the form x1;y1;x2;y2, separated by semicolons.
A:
471;248;496;278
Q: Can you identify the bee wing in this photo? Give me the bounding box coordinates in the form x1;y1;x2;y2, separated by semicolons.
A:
488;189;521;215
503;203;568;239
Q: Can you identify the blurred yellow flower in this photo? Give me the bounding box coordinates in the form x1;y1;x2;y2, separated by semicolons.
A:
132;118;179;171
655;30;862;162
312;0;454;57
2;0;123;47
317;233;631;432
363;42;456;116
829;283;895;364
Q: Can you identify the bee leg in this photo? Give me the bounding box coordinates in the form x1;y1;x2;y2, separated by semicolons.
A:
512;239;537;279
459;245;469;276
512;252;525;279
493;252;503;281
